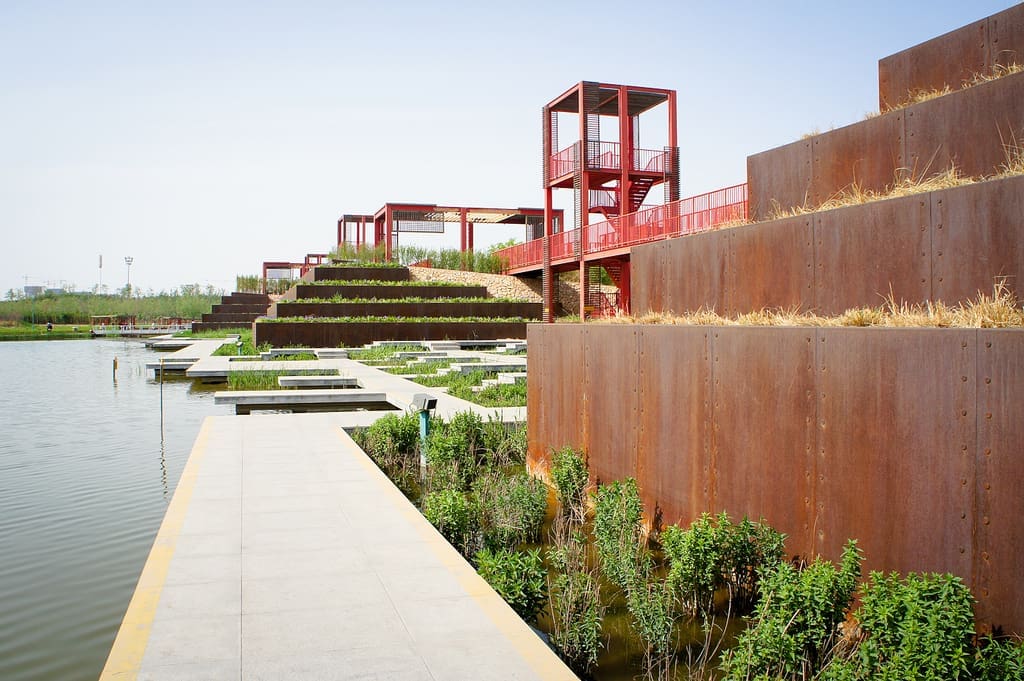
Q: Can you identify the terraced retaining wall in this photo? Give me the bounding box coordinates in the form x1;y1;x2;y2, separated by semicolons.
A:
632;174;1024;316
291;284;489;300
273;301;542;318
878;3;1024;110
526;323;1024;633
254;320;529;348
747;67;1024;219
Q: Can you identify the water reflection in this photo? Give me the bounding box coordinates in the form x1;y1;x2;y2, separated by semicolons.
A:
0;340;231;681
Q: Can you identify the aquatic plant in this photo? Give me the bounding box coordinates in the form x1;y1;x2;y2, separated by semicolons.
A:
549;446;589;523
473;470;547;550
474;548;547;622
547;515;604;675
721;540;862;680
423;489;478;556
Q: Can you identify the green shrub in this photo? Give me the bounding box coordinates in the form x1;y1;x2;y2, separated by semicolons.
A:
423;489;478;555
363;413;420;460
547;517;603;674
721;540;861;680
475;548;548;622
550;447;589;522
627;577;678;678
852;572;975;680
480;419;526;467
473;470;548;549
973;636;1024;681
661;513;785;617
593;478;648;591
425;430;475;491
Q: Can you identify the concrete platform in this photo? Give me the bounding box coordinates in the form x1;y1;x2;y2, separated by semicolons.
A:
214;389;396;415
100;414;575;681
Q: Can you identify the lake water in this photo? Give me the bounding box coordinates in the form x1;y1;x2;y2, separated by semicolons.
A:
0;340;230;681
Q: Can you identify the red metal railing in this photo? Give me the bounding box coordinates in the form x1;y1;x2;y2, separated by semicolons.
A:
549;142;672;178
497;183;748;272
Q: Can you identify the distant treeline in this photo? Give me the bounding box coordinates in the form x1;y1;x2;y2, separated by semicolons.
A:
0;288;223;324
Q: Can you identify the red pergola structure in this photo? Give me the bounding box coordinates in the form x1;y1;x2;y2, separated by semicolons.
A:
541;81;679;320
337;203;562;264
260;253;329;293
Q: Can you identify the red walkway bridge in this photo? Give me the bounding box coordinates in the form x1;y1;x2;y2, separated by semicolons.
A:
497;183;748;275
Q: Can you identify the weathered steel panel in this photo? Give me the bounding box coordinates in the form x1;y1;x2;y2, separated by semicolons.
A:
814;195;931;314
527;324;585;471
988;4;1024;69
878;17;987;110
710;327;816;555
630;240;665;315
809;113;905;204
932;174;1024;304
974;330;1024;632
662;230;729;315
747;139;813;220
313;266;409;282
254;321;528;348
726;216;814;315
904;70;1024;181
814;329;975;579
636;326;711;526
582;326;639;486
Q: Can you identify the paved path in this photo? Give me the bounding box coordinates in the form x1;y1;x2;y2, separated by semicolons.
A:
100;413;574;681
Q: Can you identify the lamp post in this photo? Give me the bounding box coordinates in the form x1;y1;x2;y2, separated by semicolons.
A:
124;256;134;296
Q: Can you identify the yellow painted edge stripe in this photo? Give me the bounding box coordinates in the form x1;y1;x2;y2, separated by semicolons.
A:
335;428;577;680
99;418;213;680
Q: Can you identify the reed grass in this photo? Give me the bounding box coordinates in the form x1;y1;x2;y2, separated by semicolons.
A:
601;283;1024;329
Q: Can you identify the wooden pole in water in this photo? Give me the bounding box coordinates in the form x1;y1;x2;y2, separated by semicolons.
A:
159;358;164;434
112;357;118;381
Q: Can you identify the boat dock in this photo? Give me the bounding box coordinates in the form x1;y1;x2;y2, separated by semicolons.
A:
99;413;574;680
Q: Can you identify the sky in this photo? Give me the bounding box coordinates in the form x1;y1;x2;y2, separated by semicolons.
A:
1;0;1017;295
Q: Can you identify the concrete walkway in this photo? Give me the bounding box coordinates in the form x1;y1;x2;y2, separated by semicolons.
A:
100;413;575;681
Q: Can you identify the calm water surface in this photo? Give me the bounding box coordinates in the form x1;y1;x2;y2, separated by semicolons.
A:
0;340;230;681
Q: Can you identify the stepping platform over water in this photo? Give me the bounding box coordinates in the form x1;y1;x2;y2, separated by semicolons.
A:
100;414;574;680
213;388;395;414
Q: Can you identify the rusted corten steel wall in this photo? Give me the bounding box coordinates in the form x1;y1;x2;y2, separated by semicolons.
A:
526;324;1024;632
747;70;1024;219
254;320;527;348
271;301;542;319
878;4;1024;110
632;174;1024;316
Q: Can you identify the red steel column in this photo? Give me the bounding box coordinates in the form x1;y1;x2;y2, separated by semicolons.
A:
578;85;589;321
459;207;468;256
543;193;554;323
619;86;630;214
468;222;474;252
384;206;394;262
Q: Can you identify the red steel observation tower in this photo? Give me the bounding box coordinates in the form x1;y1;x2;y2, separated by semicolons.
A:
541;82;679;320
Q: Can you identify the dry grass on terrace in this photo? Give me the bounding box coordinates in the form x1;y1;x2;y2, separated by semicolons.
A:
599;283;1024;329
881;61;1024;112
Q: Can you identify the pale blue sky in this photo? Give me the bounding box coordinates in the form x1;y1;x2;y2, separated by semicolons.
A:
1;1;1015;295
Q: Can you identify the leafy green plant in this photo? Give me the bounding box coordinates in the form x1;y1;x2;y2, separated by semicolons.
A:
843;571;975;680
593;478;648;592
972;635;1024;681
661;513;785;618
359;413;422;496
550;446;589;522
721;540;862;680
225;369;335;390
480;418;526;468
473;470;548;549
628;576;678;680
475;548;548;622
425;430;476;491
423;489;478;556
347;344;424;361
547;515;604;675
